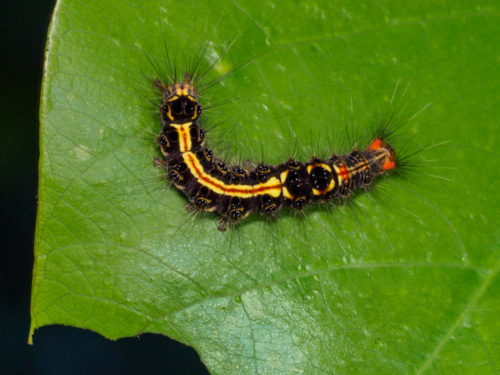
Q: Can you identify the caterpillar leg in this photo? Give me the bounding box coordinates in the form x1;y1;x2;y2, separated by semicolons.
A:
218;217;228;232
185;203;196;212
153;156;167;169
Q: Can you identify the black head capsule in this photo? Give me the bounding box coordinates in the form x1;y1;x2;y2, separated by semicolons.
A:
155;79;202;123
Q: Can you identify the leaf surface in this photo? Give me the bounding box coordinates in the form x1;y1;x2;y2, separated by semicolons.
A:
32;0;500;373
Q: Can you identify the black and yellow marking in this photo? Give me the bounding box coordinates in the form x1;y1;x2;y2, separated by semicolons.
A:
154;77;397;230
156;79;201;124
307;163;335;196
182;151;282;199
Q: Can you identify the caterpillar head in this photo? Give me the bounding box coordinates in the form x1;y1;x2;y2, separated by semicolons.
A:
154;75;201;123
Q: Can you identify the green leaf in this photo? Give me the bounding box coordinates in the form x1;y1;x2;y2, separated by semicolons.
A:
32;0;499;373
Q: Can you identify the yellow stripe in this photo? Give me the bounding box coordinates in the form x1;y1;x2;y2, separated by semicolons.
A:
349;161;368;174
183;152;282;198
171;123;192;152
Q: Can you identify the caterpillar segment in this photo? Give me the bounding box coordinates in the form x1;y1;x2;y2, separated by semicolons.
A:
154;77;396;231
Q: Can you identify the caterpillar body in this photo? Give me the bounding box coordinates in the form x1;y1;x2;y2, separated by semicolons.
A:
153;75;397;231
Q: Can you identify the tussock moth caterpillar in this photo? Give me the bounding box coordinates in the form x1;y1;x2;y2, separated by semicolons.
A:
151;53;401;231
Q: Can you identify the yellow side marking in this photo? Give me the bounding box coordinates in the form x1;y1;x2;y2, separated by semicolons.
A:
282;186;293;199
279;169;289;183
166;104;174;120
279;169;293;199
312;179;335;196
306;163;332;174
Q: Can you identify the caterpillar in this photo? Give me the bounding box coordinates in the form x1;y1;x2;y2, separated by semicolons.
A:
153;74;397;231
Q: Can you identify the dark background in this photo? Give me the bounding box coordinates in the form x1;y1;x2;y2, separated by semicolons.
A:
1;1;208;374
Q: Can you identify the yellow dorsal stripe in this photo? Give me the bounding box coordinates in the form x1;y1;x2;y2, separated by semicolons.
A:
183;152;282;198
171;123;192;152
